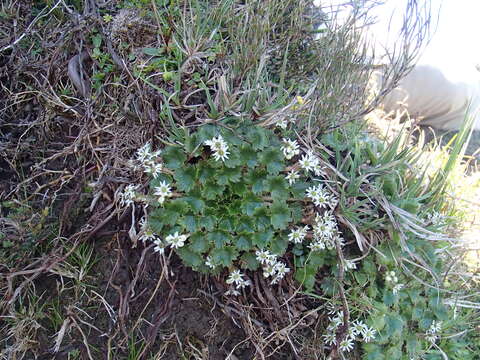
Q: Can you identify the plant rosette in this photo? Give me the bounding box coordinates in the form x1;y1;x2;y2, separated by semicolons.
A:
122;123;343;294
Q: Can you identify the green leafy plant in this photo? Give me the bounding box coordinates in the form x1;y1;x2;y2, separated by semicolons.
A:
121;123;348;294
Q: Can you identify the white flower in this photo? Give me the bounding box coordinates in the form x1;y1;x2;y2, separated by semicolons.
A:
425;333;439;343
120;184;139;206
225;289;240;296
345;259;357;271
313;163;325;177
212;146;230;162
276;119;289;129
139;227;157;243
288;226;309;244
361;326;376;343
153;238;166;254
205;256;216;269
322;332;337;345
154;181;173;204
392;283;404;295
165;232;188;248
236;278;252;290
308;241;325;252
263;263;277;278
204;135;227;151
428;320;442;334
281;139;300;160
255;250;276;265
143;162;163;178
351;320;365;336
274;262;290;278
136;143;152;163
226;270;244;285
285;170;300;185
299;153;316;172
339;337;354;352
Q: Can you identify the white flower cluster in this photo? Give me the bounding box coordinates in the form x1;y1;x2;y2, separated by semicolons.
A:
281;138;300;160
425;210;446;227
425;320;442;343
136;142;163;178
205;135;230;162
225;270;251;295
323;312;376;353
120;184;140;206
255;249;290;285
153;180;173;205
385;270;405;295
299;150;325;176
385;270;398;283
137;223;189;254
309;212;344;252
306;183;337;209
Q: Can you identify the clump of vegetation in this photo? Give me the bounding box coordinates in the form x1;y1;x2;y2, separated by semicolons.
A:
1;0;479;359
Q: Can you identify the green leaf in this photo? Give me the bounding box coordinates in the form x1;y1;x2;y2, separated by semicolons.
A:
241;252;259;270
308;251;325;268
246;126;270;150
143;47;162;56
260;148;284;175
270;235;288;255
160;200;190;225
362;344;385;360
384;314;404;338
223;151;242;168
289;181;309;198
231;181;247;195
385;345;402;360
383;290;396;307
236;235;252;251
353;271;368;286
177;248;203;268
406;335;420;355
252;229;273;248
295;266;316;290
183;194;205;214
181;215;198;233
189;232;210;253
235;217;255;233
219;217;235;232
239;145;258;167
265;176;289;201
210;247;237;267
203;181;225;199
162;146;186;169
249;169;268;194
174;166;196;192
196;124;218;143
207;231;231;248
184;132;203;156
200;215;216;231
252;206;271;231
217;167;242;185
149;217;164;233
270;201;291;230
240;193;263;216
369;314;385;332
197;161;215;184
